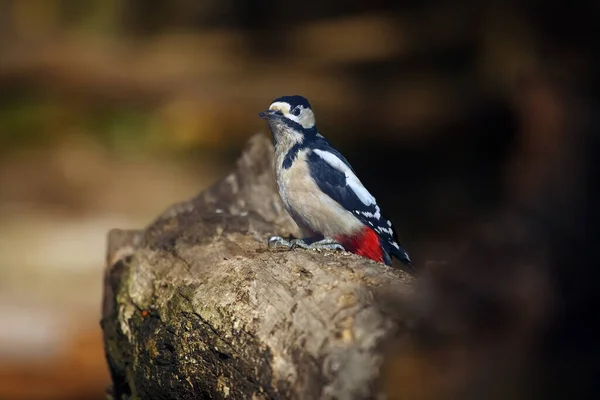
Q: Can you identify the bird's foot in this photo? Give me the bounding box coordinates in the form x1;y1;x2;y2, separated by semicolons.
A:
269;236;345;252
291;237;345;252
268;236;294;250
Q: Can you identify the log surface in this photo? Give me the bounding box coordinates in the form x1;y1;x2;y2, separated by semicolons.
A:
101;134;414;400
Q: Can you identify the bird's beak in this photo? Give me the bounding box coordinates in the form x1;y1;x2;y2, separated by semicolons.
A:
259;109;276;119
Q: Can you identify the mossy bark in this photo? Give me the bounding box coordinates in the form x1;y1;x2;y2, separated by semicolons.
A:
101;134;414;400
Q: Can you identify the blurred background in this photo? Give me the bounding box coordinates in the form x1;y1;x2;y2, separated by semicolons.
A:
0;0;597;399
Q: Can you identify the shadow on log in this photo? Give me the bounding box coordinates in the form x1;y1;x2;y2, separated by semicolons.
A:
101;134;414;400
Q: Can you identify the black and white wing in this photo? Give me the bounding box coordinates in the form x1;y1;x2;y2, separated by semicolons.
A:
306;143;411;265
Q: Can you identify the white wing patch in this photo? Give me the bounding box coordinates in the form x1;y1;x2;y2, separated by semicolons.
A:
313;149;376;206
311;148;407;260
375;226;394;236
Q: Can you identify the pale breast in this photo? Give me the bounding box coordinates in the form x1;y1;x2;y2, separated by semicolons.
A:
276;149;363;238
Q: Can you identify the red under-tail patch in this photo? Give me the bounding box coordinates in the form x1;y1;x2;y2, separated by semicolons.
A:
336;227;384;264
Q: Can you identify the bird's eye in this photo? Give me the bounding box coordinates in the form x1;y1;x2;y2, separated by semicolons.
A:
291;107;301;116
274;110;284;116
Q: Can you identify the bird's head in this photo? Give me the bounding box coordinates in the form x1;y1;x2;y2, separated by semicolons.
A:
259;95;317;143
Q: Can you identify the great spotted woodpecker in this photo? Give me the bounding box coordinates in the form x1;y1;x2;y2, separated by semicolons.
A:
260;95;413;269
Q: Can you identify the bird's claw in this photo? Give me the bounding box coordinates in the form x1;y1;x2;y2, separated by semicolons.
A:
304;237;346;252
269;236;345;252
289;239;309;249
325;243;346;252
268;236;293;249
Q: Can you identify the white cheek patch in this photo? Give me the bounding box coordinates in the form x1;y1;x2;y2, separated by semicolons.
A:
297;108;315;129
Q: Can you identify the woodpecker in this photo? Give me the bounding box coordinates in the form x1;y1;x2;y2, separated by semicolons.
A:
259;95;412;269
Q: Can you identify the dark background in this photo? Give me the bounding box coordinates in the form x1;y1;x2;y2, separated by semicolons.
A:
0;1;597;399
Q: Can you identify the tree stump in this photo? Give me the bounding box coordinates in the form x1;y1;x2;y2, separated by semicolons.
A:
101;134;414;400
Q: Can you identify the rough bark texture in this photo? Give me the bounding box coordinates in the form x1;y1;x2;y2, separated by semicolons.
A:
101;134;414;400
